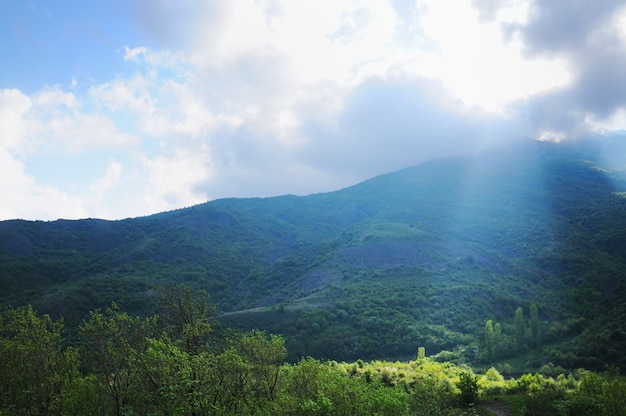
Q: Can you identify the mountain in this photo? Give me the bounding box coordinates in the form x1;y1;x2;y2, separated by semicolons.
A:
2;139;626;370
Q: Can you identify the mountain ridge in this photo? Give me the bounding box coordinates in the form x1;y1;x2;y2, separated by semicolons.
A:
2;139;626;369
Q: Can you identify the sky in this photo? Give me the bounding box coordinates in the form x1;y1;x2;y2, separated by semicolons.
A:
1;0;626;220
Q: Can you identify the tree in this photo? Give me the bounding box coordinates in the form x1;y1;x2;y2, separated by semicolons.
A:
0;305;78;415
515;307;525;351
484;320;495;362
136;337;214;416
79;304;156;416
530;303;540;347
157;284;216;354
235;330;287;402
417;346;426;360
457;372;479;405
209;348;253;413
494;322;502;357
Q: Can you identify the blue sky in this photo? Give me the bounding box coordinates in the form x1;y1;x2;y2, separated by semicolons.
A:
2;0;626;220
1;1;141;91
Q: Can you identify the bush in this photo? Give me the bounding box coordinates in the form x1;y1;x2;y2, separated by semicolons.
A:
458;372;479;405
478;367;507;395
522;374;566;416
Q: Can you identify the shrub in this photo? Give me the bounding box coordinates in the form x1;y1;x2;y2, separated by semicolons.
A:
458;372;479;405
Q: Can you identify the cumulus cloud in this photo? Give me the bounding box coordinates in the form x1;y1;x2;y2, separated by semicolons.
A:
0;148;88;220
20;87;141;152
0;86;141;219
415;0;571;111
0;89;83;219
3;0;626;220
89;160;123;197
141;148;213;213
0;89;32;151
502;0;626;139
512;0;625;56
471;0;519;22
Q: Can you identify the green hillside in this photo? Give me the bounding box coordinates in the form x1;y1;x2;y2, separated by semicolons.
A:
2;139;626;371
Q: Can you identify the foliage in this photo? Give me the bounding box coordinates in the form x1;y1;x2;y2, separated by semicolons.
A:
0;305;78;416
478;367;507;395
530;303;539;348
458;372;479;405
156;284;216;353
2;303;626;415
484;320;495;362
78;304;157;416
514;307;525;352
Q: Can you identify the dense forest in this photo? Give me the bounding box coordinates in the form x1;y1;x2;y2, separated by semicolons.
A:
2;285;626;416
2;139;626;401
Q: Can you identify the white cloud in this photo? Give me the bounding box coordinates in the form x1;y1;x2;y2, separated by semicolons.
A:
412;0;571;110
0;89;32;152
128;1;404;141
0;89;88;220
586;108;626;133
261;0;399;86
0;148;88;220
89;160;123;195
81;160;127;219
3;0;625;221
141;148;212;213
79;0;573;216
46;113;140;151
0;85;144;220
124;46;148;61
23;87;140;152
615;4;626;44
33;87;79;109
89;75;153;114
537;130;566;143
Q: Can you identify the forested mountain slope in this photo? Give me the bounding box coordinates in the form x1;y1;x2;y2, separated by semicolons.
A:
2;139;626;370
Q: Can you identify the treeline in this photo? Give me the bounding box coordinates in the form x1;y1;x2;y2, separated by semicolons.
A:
483;304;541;363
2;287;626;415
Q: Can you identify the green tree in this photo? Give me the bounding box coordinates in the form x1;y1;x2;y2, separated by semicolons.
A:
601;371;626;416
530;303;540;347
417;346;426;360
284;358;408;415
157;284;216;354
209;348;253;413
494;322;502;357
485;320;495;362
515;307;525;351
0;305;78;415
235;330;287;402
79;304;156;416
135;337;214;416
408;374;456;415
521;373;565;415
457;371;479;406
64;374;111;416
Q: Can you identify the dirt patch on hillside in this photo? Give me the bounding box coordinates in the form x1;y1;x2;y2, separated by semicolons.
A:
479;400;512;416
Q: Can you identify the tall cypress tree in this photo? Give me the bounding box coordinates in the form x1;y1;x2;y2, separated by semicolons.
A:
494;322;502;357
515;307;525;351
485;320;495;361
530;303;540;347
